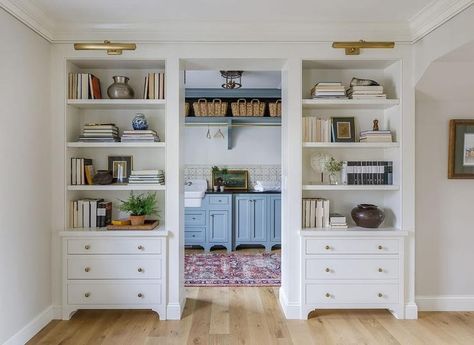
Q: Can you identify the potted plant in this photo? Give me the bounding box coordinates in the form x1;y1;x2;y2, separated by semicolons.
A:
119;192;159;226
324;157;344;185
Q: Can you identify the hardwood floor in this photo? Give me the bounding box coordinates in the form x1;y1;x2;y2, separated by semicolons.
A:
28;287;474;345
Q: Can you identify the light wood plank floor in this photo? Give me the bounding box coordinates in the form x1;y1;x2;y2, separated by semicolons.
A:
28;287;474;345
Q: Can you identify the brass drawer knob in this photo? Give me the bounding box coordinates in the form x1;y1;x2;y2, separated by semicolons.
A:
84;292;90;298
138;268;144;273
325;293;331;298
138;293;144;298
84;245;90;250
325;245;331;250
325;268;330;273
138;245;144;250
378;293;383;298
84;267;90;272
378;245;383;250
378;268;383;272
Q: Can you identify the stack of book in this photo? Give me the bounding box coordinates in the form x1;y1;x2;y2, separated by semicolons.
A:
128;170;165;185
341;161;393;185
360;130;392;143
302;198;330;229
121;130;160;142
347;85;386;99
79;123;120;142
70;199;112;228
71;158;94;185
329;213;348;229
144;72;165;99
303;117;331;142
68;73;102;100
311;82;346;99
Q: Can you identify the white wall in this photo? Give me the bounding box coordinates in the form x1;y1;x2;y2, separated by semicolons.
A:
0;9;52;344
415;59;474;309
184;126;281;165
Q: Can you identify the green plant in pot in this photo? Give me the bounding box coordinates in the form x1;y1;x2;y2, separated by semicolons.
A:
324;157;344;185
119;192;159;226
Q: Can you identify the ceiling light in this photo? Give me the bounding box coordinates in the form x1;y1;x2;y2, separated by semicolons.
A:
221;71;243;89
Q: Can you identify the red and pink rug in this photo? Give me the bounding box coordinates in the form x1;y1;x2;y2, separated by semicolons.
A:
184;252;281;287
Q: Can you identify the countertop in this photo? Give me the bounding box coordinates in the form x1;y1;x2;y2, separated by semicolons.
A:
205;189;281;194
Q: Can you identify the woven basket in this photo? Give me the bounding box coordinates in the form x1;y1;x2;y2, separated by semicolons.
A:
231;99;265;117
269;100;281;117
193;98;228;116
185;102;190;116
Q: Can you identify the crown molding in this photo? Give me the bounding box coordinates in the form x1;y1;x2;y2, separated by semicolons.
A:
410;0;474;42
0;0;54;41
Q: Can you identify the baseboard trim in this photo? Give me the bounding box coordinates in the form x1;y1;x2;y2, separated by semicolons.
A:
278;287;301;319
166;297;186;320
3;305;54;345
405;302;419;319
417;295;474;311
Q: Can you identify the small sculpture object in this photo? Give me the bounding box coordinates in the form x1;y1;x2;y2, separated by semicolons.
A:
373;119;379;131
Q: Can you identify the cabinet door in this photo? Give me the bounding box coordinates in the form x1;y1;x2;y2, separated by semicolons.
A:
234;196;252;241
251;196;267;241
270;195;281;242
208;210;229;243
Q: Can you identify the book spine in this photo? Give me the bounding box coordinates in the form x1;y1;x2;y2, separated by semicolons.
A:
341;161;348;185
387;161;393;185
90;200;97;228
73;201;78;228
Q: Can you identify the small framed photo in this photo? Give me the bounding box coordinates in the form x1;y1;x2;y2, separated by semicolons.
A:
332;117;355;142
108;156;133;183
448;119;474;178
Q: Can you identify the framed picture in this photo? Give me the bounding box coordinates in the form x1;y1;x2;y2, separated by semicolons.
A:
332;117;355;142
448;119;474;178
212;170;248;190
108;156;133;183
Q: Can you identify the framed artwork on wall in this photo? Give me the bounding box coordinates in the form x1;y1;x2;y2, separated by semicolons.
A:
331;117;355;142
212;170;248;190
448;119;474;178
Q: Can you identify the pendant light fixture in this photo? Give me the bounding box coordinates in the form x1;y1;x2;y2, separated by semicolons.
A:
220;71;243;89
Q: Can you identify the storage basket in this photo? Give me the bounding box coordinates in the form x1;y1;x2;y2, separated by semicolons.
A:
192;98;228;117
269;100;282;117
231;99;265;117
185;102;190;116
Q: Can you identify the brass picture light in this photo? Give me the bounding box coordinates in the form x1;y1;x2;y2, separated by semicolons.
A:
332;40;395;55
73;40;136;55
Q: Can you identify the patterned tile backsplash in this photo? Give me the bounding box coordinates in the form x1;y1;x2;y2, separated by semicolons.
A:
184;165;281;189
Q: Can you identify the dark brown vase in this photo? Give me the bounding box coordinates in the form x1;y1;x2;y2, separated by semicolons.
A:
351;204;385;228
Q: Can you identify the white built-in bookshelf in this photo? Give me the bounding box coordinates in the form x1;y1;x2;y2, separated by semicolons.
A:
301;59;402;231
65;59;167;230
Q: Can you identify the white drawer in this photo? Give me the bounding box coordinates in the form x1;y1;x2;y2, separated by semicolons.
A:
305;283;399;305
305;238;399;255
67;238;162;255
67;255;161;280
305;257;399;280
68;281;161;305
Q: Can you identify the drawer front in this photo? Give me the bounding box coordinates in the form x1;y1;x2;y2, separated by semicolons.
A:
185;228;206;243
305;257;399;280
305;283;399;305
306;239;399;255
208;195;231;206
67;256;161;279
67;238;162;255
184;211;206;226
68;281;161;305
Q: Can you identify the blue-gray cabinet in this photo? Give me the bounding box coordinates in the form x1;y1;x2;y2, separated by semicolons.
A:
184;193;280;252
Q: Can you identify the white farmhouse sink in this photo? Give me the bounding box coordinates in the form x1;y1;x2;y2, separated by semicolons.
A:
184;179;207;207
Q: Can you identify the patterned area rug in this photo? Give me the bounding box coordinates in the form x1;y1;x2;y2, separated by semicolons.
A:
185;252;281;287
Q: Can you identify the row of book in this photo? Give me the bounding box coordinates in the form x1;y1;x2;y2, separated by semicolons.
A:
310;82;347;99
129;170;165;185
347;85;386;99
303;117;332;142
360;130;392;143
121;130;160;142
79;123;120;142
302;198;330;229
70;199;112;228
71;158;94;185
144;73;165;99
68;73;102;100
342;161;393;185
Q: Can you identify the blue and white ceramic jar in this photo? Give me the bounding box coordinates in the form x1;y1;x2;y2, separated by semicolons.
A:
132;113;149;130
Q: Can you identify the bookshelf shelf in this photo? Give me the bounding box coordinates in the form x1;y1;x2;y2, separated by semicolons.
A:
302;184;399;191
67;184;166;191
302;98;399;109
302;142;399;149
299;228;407;236
67;142;166;148
67;99;166;109
61;226;167;236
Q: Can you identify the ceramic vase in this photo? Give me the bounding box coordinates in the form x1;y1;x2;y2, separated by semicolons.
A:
107;76;134;99
351;204;385;228
132;113;149;130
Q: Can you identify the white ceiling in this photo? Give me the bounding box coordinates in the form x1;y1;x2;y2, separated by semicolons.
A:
1;0;473;42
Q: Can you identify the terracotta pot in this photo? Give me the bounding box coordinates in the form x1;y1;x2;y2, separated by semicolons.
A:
130;215;146;226
351;204;385;228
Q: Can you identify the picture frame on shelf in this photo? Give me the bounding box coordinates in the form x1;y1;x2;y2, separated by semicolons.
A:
108;155;133;183
331;117;355;142
212;170;248;190
448;119;474;179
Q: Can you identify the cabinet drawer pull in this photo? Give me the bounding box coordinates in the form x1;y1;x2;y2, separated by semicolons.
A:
84;267;90;272
137;245;144;250
378;245;383;250
325;293;331;298
378;268;383;272
84;292;90;298
192;217;196;220
84;245;90;250
138;293;144;298
325;268;330;273
325;245;331;250
138;268;144;273
192;234;196;238
378;293;383;298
